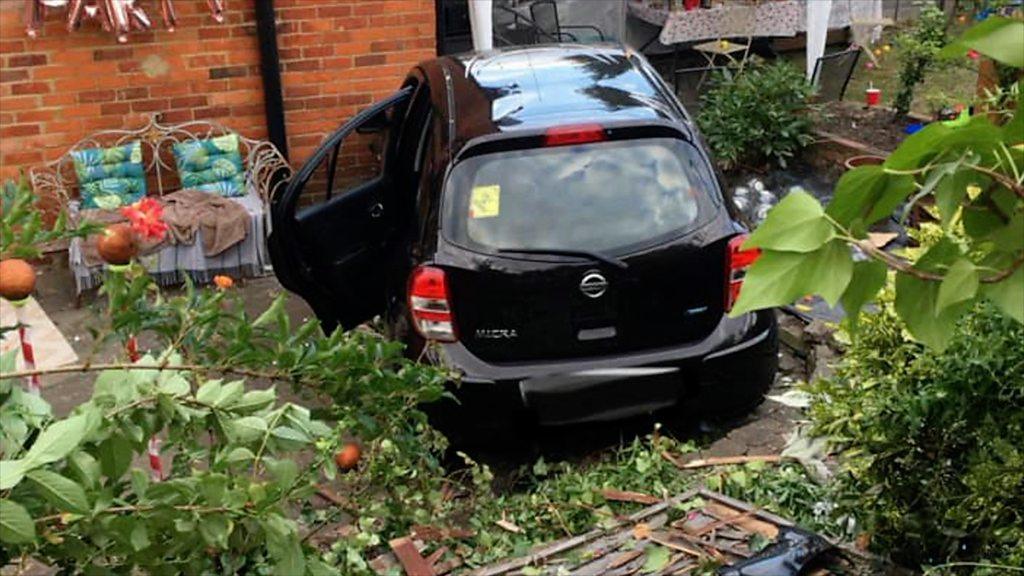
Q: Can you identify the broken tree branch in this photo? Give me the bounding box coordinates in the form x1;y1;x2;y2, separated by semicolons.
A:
665;454;784;470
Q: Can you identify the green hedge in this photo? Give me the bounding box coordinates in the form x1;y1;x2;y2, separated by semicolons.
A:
808;292;1024;571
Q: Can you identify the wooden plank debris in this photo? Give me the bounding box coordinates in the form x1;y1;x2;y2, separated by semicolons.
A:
467;489;843;576
425;547;448;566
607;549;644;569
411;525;476;541
568;513;668;575
703;503;782;540
469;489;700;576
599;488;662;505
691;508;758;536
378;489;866;576
389;537;436;576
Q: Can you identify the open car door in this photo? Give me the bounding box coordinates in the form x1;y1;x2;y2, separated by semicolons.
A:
268;88;413;332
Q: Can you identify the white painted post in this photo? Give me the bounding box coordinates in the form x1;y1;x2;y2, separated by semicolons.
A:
468;0;494;51
806;0;833;82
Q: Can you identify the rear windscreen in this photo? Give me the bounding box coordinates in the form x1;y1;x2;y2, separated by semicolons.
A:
443;138;719;255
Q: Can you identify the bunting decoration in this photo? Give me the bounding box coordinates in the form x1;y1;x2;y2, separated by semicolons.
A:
25;0;226;43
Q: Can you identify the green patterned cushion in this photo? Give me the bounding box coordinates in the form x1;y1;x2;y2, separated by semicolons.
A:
172;134;246;197
71;142;147;209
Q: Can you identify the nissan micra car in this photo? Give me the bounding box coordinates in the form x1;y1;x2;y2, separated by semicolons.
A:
268;45;777;432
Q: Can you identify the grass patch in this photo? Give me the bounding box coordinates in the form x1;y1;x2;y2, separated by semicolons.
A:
842;25;979;116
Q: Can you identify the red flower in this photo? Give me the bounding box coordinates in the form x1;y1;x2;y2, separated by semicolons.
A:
120;197;168;241
967;49;980;60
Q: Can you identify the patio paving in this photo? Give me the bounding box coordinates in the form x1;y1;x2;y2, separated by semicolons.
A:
23;258;315;418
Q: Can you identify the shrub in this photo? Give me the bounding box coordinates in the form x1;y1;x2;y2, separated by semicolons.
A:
893;4;949;118
806;286;1024;570
696;61;817;170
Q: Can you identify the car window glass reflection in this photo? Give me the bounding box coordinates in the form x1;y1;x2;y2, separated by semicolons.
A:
447;138;709;254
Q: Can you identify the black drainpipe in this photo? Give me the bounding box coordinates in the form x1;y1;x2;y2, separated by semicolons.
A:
255;0;288;161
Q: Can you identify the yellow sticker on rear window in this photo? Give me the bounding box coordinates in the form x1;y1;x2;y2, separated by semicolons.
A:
469;185;500;219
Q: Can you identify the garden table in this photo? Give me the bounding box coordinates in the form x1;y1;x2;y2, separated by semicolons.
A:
628;0;882;47
693;38;750;67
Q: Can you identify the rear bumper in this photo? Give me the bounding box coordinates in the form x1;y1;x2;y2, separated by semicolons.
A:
432;310;778;425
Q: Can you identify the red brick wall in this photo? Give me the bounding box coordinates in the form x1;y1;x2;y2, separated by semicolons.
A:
0;0;436;181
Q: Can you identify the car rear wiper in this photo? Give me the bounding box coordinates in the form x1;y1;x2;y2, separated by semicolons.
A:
497;247;628;270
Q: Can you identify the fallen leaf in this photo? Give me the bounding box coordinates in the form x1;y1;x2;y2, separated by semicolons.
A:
495;519;522;534
632;522;652;540
642;546;670;572
766;389;812;408
867;232;898;249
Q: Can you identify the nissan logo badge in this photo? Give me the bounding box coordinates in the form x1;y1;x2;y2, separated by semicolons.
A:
580;271;608;299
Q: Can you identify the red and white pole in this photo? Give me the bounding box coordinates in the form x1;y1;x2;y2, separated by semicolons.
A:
125;332;160;479
107;263;158;481
125;335;159;480
147;436;164;481
126;335;140;363
11;299;41;395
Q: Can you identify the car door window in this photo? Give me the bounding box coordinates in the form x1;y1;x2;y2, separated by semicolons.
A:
268;87;414;331
295;110;393;213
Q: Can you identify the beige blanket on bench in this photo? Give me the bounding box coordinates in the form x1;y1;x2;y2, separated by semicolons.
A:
79;189;250;267
160;189;250;257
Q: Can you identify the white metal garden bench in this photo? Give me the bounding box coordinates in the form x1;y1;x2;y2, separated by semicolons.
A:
29;115;292;303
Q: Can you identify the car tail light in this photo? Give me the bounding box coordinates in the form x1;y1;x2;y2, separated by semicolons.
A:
408;266;457;342
725;234;761;312
544;123;606;147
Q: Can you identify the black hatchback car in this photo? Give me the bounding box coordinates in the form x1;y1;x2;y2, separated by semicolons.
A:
268;45;777;428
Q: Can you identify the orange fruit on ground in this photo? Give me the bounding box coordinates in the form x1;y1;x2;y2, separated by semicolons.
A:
334;442;361;471
0;258;37;301
96;223;138;265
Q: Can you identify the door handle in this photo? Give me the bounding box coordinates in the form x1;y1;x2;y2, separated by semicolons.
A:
369;203;384;218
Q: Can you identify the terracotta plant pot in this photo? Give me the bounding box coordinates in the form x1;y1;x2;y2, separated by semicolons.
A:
844;155;886;171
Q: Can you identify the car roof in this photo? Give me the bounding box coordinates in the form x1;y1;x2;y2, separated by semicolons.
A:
416;45;687;154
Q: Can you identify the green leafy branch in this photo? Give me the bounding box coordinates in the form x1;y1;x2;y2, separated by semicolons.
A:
33;503;232;526
730;17;1024;351
1;350;339;575
1;176;101;260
